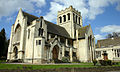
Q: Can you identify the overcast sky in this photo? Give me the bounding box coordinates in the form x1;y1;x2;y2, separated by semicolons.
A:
0;0;120;42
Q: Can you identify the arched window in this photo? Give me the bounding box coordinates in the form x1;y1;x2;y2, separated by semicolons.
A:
63;15;66;22
59;16;62;23
15;24;21;42
67;13;70;20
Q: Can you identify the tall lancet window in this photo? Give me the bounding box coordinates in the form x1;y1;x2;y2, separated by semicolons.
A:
67;13;70;20
38;20;44;36
38;28;41;36
28;29;30;39
73;13;75;23
79;17;80;25
40;20;42;28
59;16;62;23
76;15;78;23
63;15;66;22
38;28;44;36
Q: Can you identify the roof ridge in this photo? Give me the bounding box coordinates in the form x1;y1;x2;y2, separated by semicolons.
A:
45;20;70;38
22;11;39;18
81;25;89;29
98;36;120;41
44;20;66;29
97;36;120;48
22;11;39;22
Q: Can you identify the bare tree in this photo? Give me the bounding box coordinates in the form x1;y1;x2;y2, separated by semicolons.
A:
113;32;119;37
106;32;120;38
106;33;113;38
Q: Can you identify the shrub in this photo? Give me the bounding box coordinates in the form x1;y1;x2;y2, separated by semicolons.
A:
50;59;64;63
61;57;69;63
93;60;97;66
73;59;81;63
54;59;63;63
112;62;119;65
107;60;112;66
72;57;80;63
49;59;56;63
99;60;112;66
99;60;107;66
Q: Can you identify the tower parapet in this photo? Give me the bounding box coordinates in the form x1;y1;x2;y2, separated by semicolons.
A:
58;6;81;16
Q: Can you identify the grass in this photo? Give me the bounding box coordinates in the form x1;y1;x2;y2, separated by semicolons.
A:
0;60;120;70
113;62;120;66
0;63;23;69
0;60;6;63
0;63;95;70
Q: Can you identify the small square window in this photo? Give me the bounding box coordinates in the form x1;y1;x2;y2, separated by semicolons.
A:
36;40;41;45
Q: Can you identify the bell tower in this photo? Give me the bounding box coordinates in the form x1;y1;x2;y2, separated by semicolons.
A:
57;6;83;39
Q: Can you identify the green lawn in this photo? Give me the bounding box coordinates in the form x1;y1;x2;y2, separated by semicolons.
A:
0;63;95;70
0;61;120;70
0;60;6;63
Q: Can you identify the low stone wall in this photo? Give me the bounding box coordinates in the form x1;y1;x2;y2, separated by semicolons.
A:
0;66;120;72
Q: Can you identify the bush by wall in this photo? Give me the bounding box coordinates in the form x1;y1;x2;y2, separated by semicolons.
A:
99;60;112;66
61;57;69;63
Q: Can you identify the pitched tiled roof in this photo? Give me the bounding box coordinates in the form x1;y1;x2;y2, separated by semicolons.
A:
21;10;93;39
22;11;70;38
78;25;90;38
22;11;38;22
45;20;70;38
96;37;120;48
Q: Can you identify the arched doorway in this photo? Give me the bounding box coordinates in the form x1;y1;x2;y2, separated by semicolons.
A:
52;45;59;60
13;47;18;59
102;52;108;60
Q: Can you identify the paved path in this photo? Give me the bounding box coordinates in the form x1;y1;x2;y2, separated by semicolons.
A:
5;62;92;65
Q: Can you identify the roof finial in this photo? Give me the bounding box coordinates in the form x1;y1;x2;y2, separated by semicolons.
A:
70;5;73;8
69;5;73;9
40;16;43;19
20;8;22;11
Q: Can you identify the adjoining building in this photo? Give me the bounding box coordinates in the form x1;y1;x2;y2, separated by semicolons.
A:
7;6;95;64
95;37;120;61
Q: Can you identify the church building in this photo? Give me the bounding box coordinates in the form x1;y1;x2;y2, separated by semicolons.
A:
7;6;95;64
